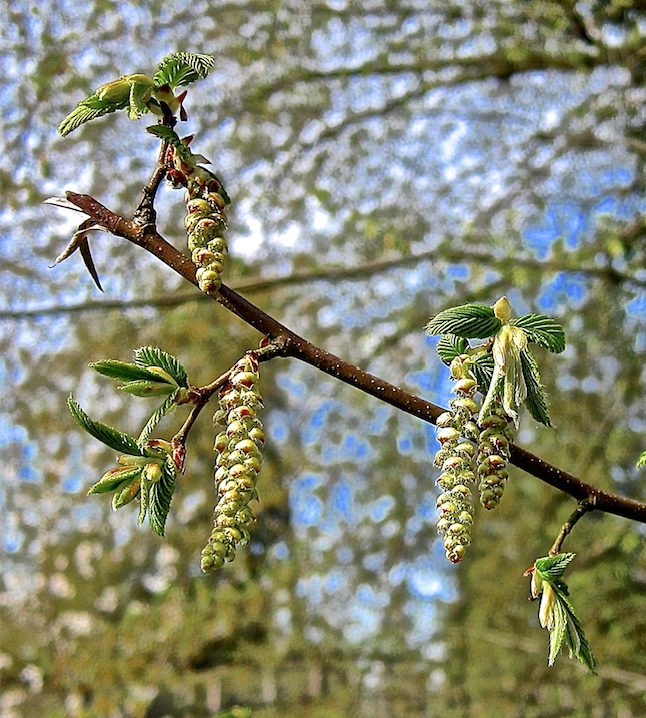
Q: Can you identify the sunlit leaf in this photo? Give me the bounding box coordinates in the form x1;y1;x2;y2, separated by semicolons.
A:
520;348;552;426
90;359;175;383
513;314;566;353
68;397;143;455
426;304;502;339
148;458;177;536
154;52;214;89
137;390;180;444
436;334;469;364
134;346;188;387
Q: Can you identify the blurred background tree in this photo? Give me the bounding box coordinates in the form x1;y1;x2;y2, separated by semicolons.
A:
1;1;645;716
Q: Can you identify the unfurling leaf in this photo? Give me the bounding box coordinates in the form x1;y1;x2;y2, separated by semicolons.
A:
68;397;143;456
153;52;215;89
513;314;566;353
436;334;469;365
637;450;646;469
528;553;596;674
134;346;188;387
137;390;181;444
426;304;502;339
87;465;143;495
520;348;552;426
90;359;176;384
147;456;177;536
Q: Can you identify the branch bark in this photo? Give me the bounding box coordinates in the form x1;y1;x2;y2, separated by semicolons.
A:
59;191;646;525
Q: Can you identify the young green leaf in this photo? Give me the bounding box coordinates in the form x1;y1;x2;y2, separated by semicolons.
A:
153;52;214;89
87;465;144;495
134;346;188;387
147;458;177;536
426;304;502;339
58;91;129;137
530;553;597;674
89;359;176;384
520;348;552;427
128;79;154;119
112;475;142;510
534;552;576;582
436;334;469;365
118;380;177;398
68;397;143;455
637;450;646;469
137;390;181;444
470;351;494;394
512;314;566;353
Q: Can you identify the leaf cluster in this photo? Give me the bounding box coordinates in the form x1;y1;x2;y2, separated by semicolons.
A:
532;553;597;673
67;347;189;535
427;299;565;426
58;52;214;136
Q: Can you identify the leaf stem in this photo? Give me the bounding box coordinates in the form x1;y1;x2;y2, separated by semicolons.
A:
549;499;595;555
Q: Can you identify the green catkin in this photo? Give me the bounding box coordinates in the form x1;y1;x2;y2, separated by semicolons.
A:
185;185;229;294
165;141;229;294
434;355;479;563
201;354;264;572
476;408;514;509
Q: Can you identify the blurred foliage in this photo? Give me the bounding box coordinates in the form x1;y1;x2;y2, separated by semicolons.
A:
2;1;646;717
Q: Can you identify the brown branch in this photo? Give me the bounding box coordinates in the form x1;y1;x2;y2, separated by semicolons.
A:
56;192;646;525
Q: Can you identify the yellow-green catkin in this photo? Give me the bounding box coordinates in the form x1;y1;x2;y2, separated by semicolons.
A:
185;186;229;294
201;354;264;572
476;408;514;509
434;355;479;563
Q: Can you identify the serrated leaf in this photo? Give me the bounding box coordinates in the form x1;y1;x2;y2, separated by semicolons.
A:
58;92;128;136
118;380;177;398
68;397;143;455
146;125;194;163
87;465;143;494
154;52;214;89
134;346;188;387
548;589;568;666
513;314;566;353
637;450;646;468
470;352;494;394
127;80;153;120
426;304;502;339
553;587;597;673
112;476;142;510
535;553;576;582
436;334;469;365
520;348;552;427
148;459;176;536
137;389;180;444
90;359;175;383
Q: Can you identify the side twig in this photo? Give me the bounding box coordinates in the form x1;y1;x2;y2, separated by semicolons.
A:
549;499;596;555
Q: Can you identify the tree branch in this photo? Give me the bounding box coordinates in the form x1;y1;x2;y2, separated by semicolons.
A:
56;192;646;525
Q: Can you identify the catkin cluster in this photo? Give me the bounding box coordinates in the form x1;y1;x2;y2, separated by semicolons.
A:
476;408;514;510
185;185;229;294
434;356;480;563
201;354;265;572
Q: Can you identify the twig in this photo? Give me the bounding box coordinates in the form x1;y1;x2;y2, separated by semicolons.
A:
170;339;290;469
55;192;646;525
549;499;596;556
